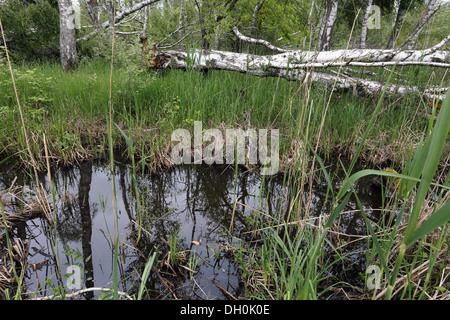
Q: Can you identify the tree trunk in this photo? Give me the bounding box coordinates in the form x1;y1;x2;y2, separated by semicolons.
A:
105;0;115;35
386;1;406;49
179;0;185;37
140;6;150;65
143;5;149;37
250;1;265;35
152;48;447;101
83;0;101;31
318;0;339;51
402;0;440;49
360;0;373;49
232;27;450;64
58;0;78;71
78;163;94;299
194;0;210;50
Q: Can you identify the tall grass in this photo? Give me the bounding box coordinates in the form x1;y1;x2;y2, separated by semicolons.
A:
0;22;448;299
0;59;442;172
236;74;449;300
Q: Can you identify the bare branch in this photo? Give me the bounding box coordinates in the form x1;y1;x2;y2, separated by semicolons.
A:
277;30;302;42
77;0;161;42
115;31;141;35
156;22;199;47
230;28;450;64
419;33;450;56
158;31;197;49
232;27;289;53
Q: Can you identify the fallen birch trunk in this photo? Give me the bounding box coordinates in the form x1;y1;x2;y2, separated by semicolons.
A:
232;27;450;64
153;49;447;101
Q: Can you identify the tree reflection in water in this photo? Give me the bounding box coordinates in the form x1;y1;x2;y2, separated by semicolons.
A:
0;160;382;299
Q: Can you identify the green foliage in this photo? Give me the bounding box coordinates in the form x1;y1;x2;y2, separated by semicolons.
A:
79;32;144;73
0;67;54;107
169;226;183;267
137;251;157;300
0;0;59;61
1;0;448;64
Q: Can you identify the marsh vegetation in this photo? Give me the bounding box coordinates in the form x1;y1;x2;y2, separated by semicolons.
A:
0;0;449;300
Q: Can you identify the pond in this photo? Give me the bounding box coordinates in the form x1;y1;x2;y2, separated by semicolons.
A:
0;158;383;300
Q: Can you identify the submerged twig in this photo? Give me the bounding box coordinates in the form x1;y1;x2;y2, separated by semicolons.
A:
33;287;133;300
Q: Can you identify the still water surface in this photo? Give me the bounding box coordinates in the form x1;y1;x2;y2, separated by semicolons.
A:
0;160;382;299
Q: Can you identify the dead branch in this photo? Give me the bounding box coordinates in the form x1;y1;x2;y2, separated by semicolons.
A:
232;27;450;64
77;0;161;42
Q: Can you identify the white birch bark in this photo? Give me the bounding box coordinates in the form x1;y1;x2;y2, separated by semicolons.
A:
105;0;115;35
179;0;185;37
360;0;373;49
58;0;78;71
83;0;101;31
143;6;149;37
250;1;265;34
232;27;450;64
153;49;447;101
232;27;288;53
318;0;339;51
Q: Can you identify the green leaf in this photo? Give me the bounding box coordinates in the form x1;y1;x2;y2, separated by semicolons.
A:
403;93;450;246
326;191;352;228
406;201;450;247
138;251;157;300
336;169;448;202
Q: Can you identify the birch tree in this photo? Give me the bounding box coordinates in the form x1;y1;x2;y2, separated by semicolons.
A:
318;0;339;51
179;0;186;37
153;46;448;101
83;0;101;31
105;0;116;35
360;0;373;49
250;0;265;34
386;0;408;49
58;0;78;71
78;0;162;42
401;0;440;49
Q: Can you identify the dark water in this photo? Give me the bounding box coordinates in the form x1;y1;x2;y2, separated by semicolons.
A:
0;160;383;300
